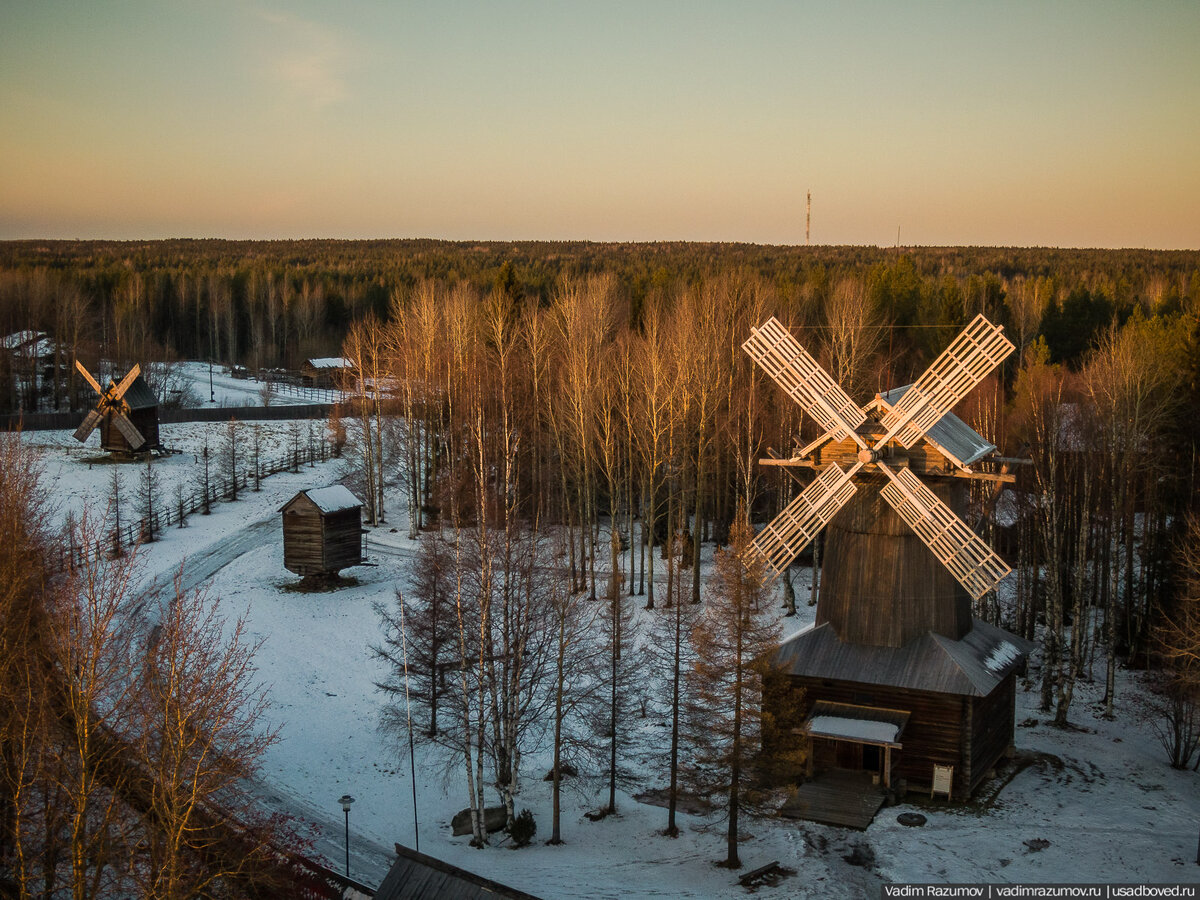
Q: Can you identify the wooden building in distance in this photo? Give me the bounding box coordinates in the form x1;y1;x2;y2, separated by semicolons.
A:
300;357;356;390
280;485;364;580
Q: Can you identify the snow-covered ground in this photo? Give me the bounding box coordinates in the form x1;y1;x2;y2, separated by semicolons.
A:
23;420;1200;897
167;361;342;407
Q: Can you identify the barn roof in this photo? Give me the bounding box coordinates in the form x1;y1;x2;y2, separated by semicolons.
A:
375;844;541;900
306;356;356;370
281;484;363;515
774;618;1033;698
882;385;995;468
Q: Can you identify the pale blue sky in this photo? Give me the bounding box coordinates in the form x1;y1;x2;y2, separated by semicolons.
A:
2;1;1197;247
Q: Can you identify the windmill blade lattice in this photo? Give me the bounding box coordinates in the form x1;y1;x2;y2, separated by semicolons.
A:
742;317;867;447
877;464;1011;600
110;410;146;448
876;314;1014;449
747;462;860;582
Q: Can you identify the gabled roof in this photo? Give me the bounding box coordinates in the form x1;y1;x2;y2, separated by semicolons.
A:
119;375;159;410
774;618;1033;697
305;356;356;370
280;485;362;515
882;385;995;469
375;844;541;900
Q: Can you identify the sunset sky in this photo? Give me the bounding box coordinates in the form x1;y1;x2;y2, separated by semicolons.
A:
2;1;1197;248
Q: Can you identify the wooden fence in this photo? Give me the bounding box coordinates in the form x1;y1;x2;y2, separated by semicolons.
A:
3;403;335;433
53;439;335;574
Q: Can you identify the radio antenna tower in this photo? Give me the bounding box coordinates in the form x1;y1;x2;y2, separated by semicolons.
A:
806;191;812;246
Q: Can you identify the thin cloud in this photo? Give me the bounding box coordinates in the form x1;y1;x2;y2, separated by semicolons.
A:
255;9;352;109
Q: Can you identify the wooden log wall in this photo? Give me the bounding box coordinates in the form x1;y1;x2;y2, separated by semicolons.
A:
965;674;1016;795
321;509;362;572
791;676;972;798
283;508;325;575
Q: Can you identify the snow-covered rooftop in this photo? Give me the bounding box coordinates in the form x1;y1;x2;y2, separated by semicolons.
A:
306;357;355;370
984;640;1021;674
809;715;900;744
303;484;362;514
3;330;54;355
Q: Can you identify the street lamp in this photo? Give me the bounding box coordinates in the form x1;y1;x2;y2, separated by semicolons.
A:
339;794;355;878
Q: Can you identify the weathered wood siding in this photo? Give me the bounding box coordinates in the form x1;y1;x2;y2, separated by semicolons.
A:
98;406;158;453
816;429;952;477
790;676;973;798
819;477;972;647
282;504;325;575
965;672;1016;794
321;508;363;571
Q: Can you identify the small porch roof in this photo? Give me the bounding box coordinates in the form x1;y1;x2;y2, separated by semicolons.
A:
806;700;909;748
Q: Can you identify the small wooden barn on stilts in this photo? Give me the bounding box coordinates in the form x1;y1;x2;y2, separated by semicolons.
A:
280;485;365;582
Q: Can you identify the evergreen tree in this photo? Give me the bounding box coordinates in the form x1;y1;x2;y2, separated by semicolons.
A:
685;503;781;868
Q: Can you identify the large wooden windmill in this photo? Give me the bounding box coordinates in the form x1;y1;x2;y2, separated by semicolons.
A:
74;361;162;455
744;315;1032;811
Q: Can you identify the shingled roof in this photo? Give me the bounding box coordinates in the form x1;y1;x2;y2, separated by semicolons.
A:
374;844;541;900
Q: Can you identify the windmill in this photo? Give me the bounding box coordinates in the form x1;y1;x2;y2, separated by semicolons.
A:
74;361;162;455
743;315;1033;813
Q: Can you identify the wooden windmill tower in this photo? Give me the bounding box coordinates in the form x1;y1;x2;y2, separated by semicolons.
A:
74;362;162;455
743;315;1032;806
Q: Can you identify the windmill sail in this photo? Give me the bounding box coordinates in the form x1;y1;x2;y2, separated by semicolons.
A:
748;462;859;582
110;413;146;448
742;317;867;447
878;465;1011;600
877;314;1013;449
75;360;104;396
73;408;104;442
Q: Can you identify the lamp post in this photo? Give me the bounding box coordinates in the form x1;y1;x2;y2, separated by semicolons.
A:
208;359;215;403
339;794;355;878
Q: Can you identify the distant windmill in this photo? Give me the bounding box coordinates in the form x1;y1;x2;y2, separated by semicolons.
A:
743;315;1032;812
74;361;162;455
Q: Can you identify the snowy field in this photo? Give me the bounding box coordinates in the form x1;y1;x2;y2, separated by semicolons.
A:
22;418;1200;898
167;360;343;407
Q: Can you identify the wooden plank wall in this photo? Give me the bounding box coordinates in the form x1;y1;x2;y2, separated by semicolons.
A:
966;673;1016;794
321;509;363;571
819;479;972;647
283;508;325;575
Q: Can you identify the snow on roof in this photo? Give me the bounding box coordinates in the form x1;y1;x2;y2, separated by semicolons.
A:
303;485;362;514
306;357;355;369
809;715;899;744
984;640;1021;675
777;618;1034;697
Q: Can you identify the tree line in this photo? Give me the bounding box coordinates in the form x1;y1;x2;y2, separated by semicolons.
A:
1;239;1197;414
